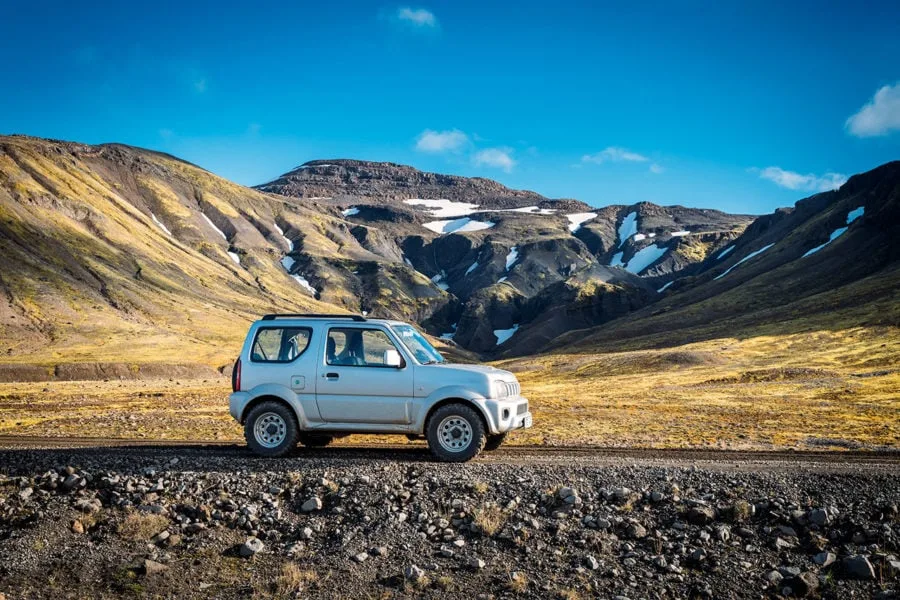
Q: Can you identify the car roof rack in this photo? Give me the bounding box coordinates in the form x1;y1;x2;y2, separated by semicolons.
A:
260;313;367;322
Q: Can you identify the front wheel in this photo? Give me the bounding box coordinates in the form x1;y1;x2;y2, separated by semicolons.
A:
426;403;486;462
244;401;299;457
484;432;508;451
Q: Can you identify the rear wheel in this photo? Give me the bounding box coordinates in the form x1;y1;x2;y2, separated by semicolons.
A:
299;433;333;448
426;403;486;462
484;432;508;451
244;401;299;457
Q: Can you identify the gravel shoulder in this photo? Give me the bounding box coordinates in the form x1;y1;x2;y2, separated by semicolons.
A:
0;445;898;599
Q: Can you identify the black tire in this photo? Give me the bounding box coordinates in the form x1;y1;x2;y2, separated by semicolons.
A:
244;401;299;457
426;403;487;462
299;433;333;448
484;432;508;451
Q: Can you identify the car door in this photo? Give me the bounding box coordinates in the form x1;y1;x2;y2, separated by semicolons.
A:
315;325;413;424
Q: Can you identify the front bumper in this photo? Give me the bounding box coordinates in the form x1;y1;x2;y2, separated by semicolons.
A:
483;396;532;434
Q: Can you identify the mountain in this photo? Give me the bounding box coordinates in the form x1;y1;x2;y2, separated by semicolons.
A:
541;161;900;355
2;136;893;379
257;160;754;352
256;159;572;208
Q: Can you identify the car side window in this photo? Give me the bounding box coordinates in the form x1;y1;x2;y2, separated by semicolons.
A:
326;328;401;367
251;327;312;362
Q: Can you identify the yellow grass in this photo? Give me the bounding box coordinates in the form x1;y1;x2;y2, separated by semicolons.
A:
0;327;896;451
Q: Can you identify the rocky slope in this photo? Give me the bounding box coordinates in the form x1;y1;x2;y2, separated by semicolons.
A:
0;446;897;599
0;137;453;373
2;135;895;367
257;160;754;354
544;161;900;356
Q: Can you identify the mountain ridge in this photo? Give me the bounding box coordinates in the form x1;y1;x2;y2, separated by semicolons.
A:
1;134;896;376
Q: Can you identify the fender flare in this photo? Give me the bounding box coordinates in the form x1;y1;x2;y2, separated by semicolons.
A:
414;386;495;434
238;383;312;429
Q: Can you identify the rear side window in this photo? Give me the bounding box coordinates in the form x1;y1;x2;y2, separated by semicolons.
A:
251;327;312;362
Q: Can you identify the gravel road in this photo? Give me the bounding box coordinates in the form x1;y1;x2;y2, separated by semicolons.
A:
0;442;897;599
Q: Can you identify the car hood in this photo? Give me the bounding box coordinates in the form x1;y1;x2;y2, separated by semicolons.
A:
426;363;515;379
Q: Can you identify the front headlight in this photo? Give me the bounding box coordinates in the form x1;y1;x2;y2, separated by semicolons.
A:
493;380;519;398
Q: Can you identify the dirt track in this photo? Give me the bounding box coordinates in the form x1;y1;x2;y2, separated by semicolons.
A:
1;435;898;474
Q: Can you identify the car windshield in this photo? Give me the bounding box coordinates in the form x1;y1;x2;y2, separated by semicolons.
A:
390;324;445;364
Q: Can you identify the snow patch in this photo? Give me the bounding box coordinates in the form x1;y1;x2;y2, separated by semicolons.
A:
497;276;508;283
567;212;598;233
423;218;495;235
507;205;556;215
493;324;519;346
505;246;519;271
632;233;646;242
609;251;625;267
273;222;293;250
714;243;775;280
281;255;296;271
405;198;480;218
150;212;172;236
201;213;228;240
617;211;638;246
342;207;360;217
431;271;449;291
657;281;675;293
439;323;458;340
291;274;318;296
802;228;848;257
716;245;735;260
671;230;690;237
801;206;865;258
465;261;480;276
624;244;667;274
227;251;241;265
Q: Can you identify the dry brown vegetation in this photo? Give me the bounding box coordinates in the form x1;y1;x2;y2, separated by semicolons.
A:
501;325;899;449
118;512;169;541
0;325;896;451
274;563;318;597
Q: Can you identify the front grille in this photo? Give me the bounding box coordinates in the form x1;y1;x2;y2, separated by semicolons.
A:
516;401;528;415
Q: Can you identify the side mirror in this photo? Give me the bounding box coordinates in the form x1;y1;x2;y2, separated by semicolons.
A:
384;349;403;368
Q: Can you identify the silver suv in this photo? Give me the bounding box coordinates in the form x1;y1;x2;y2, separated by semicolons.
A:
229;314;532;462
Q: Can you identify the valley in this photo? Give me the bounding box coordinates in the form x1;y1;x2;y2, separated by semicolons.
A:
0;134;897;452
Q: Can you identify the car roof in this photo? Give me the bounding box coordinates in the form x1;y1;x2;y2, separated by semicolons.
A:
252;315;405;327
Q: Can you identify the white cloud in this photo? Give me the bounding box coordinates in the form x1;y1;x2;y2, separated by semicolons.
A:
756;166;847;192
845;82;900;137
649;163;664;174
415;129;469;153
397;7;437;27
473;147;516;172
582;146;649;164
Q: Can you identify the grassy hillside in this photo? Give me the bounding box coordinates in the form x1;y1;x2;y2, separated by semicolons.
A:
0;136;347;372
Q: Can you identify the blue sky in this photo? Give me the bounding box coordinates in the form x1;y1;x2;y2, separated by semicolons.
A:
1;0;898;214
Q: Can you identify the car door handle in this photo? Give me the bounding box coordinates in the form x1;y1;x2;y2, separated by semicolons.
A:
323;372;339;379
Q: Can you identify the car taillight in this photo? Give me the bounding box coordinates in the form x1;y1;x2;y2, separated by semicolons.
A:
232;358;241;392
